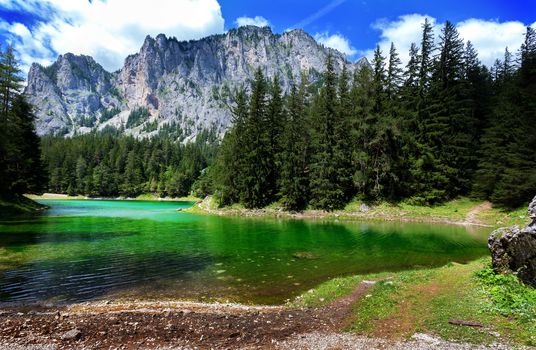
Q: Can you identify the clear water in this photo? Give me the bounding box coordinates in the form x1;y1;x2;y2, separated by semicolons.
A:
0;199;490;305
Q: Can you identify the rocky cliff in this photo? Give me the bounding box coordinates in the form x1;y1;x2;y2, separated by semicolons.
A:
25;26;368;139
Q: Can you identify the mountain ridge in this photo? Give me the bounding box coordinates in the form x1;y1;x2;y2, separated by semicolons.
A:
25;26;368;139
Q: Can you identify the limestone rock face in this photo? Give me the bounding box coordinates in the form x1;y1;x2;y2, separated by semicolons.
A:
24;26;368;139
488;196;536;287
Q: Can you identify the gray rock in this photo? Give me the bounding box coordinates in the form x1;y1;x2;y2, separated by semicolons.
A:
488;196;536;287
528;195;536;223
359;203;370;213
25;26;369;139
60;328;81;341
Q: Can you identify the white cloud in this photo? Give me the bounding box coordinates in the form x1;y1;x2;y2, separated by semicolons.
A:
457;19;532;66
235;16;270;28
358;14;437;66
1;0;225;73
314;32;357;57
360;14;535;67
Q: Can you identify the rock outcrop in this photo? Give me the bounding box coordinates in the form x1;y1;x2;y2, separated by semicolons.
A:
24;26;368;139
488;195;536;286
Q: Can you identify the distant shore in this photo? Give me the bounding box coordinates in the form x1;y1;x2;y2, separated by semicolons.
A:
185;196;530;228
25;193;201;202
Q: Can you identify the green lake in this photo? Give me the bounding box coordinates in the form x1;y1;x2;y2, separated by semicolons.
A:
0;199;490;305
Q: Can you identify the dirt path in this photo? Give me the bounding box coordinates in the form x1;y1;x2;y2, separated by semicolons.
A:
464;201;492;226
0;281;377;349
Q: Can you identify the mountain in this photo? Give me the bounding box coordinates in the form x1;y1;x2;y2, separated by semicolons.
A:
25;26;368;139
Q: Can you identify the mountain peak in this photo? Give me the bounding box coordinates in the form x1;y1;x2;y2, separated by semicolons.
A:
25;27;364;138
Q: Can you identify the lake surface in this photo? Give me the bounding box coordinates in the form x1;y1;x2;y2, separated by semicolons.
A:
0;199;490;305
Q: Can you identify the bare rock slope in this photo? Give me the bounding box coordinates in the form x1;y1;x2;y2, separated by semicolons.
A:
25;26;367;139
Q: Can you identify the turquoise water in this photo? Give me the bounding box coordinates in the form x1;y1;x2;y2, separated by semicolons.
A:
0;199;490;304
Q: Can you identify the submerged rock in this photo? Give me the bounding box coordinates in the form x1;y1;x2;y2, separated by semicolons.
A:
488;196;536;287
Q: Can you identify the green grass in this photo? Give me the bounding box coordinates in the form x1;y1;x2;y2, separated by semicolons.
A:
0;194;46;216
134;193;201;202
291;259;536;346
196;196;530;227
290;275;367;308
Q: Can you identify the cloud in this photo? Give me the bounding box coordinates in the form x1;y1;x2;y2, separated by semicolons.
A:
358;14;437;66
360;14;535;67
457;19;534;66
314;32;357;57
235;16;270;28
0;0;225;73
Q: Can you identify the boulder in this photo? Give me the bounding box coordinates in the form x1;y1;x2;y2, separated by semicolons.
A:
61;328;81;341
488;196;536;287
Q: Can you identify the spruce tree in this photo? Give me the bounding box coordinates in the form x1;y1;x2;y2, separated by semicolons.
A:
214;89;248;205
309;55;346;210
350;63;375;197
279;74;310;211
266;74;286;201
240;68;272;208
426;21;475;197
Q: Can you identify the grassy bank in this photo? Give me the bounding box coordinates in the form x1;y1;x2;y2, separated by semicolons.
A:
292;258;536;347
0;194;47;216
186;196;530;228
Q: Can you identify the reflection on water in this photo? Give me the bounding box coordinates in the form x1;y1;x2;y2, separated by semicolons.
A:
0;199;490;304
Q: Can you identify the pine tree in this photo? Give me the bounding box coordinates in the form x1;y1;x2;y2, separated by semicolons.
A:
0;46;46;197
490;27;536;207
309;55;346;210
350;63;375;197
409;18;451;204
240;68;273;208
266;74;286;201
427;21;475;197
279;74;310;211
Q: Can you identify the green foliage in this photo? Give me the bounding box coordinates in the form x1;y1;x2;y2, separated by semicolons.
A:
126;106;150;128
41;131;218;198
475;266;536;323
0;46;47;198
278;75;310;211
211;24;536;211
474;27;536;208
99;107;120;123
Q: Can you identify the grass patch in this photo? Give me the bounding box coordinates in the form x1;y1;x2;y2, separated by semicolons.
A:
294;259;536;346
134;193;200;202
290;275;365;308
0;194;46;216
476;205;530;227
344;198;479;222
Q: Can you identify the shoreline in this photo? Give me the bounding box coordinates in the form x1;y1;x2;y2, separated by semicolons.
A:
0;260;531;349
25;193;201;202
185;196;529;228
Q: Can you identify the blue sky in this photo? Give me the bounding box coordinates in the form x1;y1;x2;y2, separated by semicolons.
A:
0;0;535;74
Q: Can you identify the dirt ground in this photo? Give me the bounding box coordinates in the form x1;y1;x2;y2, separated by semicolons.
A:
0;281;517;350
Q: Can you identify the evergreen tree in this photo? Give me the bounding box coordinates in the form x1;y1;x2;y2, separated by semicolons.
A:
309;55;346;210
350;63;375;197
266;74;286;201
0;46;46;198
279;74;310;210
213;89;249;205
240;68;273;208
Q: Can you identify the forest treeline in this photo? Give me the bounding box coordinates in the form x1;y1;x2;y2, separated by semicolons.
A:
5;20;535;210
0;46;47;199
212;20;536;210
41;130;218;198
